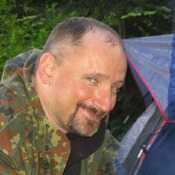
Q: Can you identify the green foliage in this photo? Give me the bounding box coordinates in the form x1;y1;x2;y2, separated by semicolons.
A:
0;0;78;71
0;0;172;70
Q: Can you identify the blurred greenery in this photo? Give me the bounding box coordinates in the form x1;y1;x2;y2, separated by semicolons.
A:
0;0;173;139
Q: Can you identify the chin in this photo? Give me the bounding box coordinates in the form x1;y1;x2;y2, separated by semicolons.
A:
72;124;99;137
68;113;101;137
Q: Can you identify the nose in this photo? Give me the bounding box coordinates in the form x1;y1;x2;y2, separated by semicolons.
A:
94;89;116;112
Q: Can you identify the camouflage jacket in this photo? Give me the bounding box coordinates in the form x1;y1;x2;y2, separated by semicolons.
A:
0;49;119;175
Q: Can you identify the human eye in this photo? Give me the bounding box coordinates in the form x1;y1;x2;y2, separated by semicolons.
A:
85;76;99;86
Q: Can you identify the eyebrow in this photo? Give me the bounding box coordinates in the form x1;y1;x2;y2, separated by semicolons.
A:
83;73;124;86
83;73;108;79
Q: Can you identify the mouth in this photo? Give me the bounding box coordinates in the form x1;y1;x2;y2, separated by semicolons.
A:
78;103;105;123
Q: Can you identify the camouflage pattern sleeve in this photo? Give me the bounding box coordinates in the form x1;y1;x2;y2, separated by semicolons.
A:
0;81;71;175
81;130;120;175
0;84;20;175
0;59;71;175
97;130;120;175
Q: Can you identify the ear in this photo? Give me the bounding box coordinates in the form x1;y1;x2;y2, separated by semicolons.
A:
37;52;57;85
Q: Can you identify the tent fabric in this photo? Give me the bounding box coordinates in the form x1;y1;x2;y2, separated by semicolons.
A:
116;103;162;175
124;34;175;119
168;35;175;119
137;123;175;175
116;34;175;175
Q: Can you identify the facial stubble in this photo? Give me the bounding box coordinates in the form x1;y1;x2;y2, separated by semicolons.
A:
67;103;106;137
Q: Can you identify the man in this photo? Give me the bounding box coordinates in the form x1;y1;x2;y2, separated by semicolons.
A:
0;17;127;174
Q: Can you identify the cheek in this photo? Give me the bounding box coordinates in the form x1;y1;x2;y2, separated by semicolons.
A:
75;83;94;100
52;78;76;108
53;73;75;97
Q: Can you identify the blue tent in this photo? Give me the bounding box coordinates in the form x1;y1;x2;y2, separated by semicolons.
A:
116;34;175;175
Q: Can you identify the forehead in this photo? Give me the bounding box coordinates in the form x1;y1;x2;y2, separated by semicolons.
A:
67;30;125;60
60;30;127;80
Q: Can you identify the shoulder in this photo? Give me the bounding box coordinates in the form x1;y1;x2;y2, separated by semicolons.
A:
102;129;120;153
0;79;31;156
0;83;16;122
82;130;120;175
97;130;120;174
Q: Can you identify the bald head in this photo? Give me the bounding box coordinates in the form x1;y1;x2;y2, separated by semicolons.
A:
42;17;123;61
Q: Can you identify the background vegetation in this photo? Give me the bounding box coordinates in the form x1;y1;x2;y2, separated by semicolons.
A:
0;0;173;139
